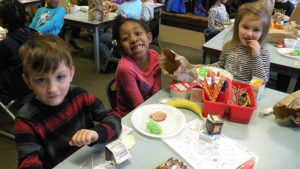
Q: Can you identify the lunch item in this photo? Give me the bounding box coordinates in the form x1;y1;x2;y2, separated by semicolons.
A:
165;99;203;119
156;157;187;169
105;139;131;164
146;119;162;134
206;114;224;135
169;81;191;99
249;77;265;100
292;49;300;56
284;38;297;48
149;111;167;122
190;80;203;103
0;27;8;40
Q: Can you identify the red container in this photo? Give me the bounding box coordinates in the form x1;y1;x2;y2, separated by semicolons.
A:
229;81;257;124
202;80;257;124
202;79;232;118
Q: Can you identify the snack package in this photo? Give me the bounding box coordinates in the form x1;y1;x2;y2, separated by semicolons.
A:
156;157;187;169
0;27;8;40
159;49;198;82
249;77;265;100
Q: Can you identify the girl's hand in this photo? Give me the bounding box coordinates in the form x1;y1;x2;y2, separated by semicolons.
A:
69;129;99;147
247;40;261;56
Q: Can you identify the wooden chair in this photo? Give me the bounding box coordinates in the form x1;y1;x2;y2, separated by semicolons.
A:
106;78;117;109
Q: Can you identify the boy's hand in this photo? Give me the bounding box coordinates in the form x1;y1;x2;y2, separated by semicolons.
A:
69;129;99;147
247;40;261;56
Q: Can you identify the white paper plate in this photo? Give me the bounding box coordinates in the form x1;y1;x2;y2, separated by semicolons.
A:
197;66;233;81
131;104;185;138
277;48;300;59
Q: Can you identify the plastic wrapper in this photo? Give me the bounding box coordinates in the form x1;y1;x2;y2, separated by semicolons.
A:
159;49;198;82
156;157;187;169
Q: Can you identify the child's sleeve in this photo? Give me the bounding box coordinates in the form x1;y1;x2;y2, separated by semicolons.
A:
37;7;65;35
117;66;145;108
90;98;122;143
14;118;43;169
251;45;270;83
29;8;42;31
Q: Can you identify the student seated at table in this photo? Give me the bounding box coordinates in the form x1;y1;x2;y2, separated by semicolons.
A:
209;2;271;83
0;0;32;96
141;0;154;21
29;0;65;36
112;15;161;117
99;0;142;61
14;35;122;169
272;0;295;22
208;0;233;32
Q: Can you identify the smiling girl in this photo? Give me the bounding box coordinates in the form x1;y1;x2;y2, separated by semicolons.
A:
210;2;271;83
112;15;161;117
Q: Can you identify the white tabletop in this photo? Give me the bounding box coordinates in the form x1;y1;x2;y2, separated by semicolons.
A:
54;86;300;169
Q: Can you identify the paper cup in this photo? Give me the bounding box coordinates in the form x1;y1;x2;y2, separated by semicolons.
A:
284;38;297;49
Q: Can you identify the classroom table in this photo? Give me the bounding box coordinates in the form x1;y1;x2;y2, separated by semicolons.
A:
19;0;42;8
64;3;165;72
54;87;300;169
202;27;300;93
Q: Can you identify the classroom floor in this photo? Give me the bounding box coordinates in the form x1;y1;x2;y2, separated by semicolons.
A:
0;24;205;168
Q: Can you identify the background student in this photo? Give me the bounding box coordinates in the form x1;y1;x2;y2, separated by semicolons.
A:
272;0;295;21
14;35;121;169
208;0;233;32
29;0;65;36
141;0;154;21
112;15;161;117
0;0;32;97
210;2;271;83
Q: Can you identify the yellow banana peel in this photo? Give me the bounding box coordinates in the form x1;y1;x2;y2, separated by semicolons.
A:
165;99;203;120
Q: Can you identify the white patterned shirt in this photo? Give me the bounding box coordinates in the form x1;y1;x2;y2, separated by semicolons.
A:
141;1;154;21
208;4;232;32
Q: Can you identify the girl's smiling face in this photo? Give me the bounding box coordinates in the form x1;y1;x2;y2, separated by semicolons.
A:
119;21;152;60
238;15;263;46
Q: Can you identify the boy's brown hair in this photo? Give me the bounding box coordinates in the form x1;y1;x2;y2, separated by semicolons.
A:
20;34;73;77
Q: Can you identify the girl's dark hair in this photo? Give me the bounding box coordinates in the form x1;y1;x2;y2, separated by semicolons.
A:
208;0;218;9
0;0;27;32
112;15;150;45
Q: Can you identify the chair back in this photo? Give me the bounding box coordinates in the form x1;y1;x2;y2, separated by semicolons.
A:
106;78;117;109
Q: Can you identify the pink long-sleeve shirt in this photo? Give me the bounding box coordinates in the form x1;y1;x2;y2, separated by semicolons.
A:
116;49;161;117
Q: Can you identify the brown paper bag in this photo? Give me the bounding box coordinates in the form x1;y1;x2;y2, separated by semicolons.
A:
159;49;198;82
266;29;297;43
88;0;103;21
273;90;300;125
259;0;275;16
289;2;300;24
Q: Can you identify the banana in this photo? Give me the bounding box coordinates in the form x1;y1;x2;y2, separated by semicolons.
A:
165;99;203;120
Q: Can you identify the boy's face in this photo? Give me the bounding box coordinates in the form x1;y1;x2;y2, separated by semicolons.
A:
47;0;59;8
119;21;152;61
23;62;75;106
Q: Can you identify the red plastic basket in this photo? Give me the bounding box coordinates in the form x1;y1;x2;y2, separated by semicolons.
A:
202;80;257;124
229;81;257;124
202;79;232;118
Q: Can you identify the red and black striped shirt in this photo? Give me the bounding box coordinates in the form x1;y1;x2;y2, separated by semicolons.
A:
14;85;122;169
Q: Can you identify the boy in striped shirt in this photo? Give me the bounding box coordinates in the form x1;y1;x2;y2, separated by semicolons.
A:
14;35;121;169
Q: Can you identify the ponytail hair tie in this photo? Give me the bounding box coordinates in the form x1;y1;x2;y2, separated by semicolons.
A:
122;14;126;18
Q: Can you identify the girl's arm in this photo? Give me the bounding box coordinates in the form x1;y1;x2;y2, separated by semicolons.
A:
251;45;270;83
37;7;65;35
117;66;145;108
29;8;42;31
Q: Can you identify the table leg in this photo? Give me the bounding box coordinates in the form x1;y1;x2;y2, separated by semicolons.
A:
287;72;298;93
94;27;100;72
